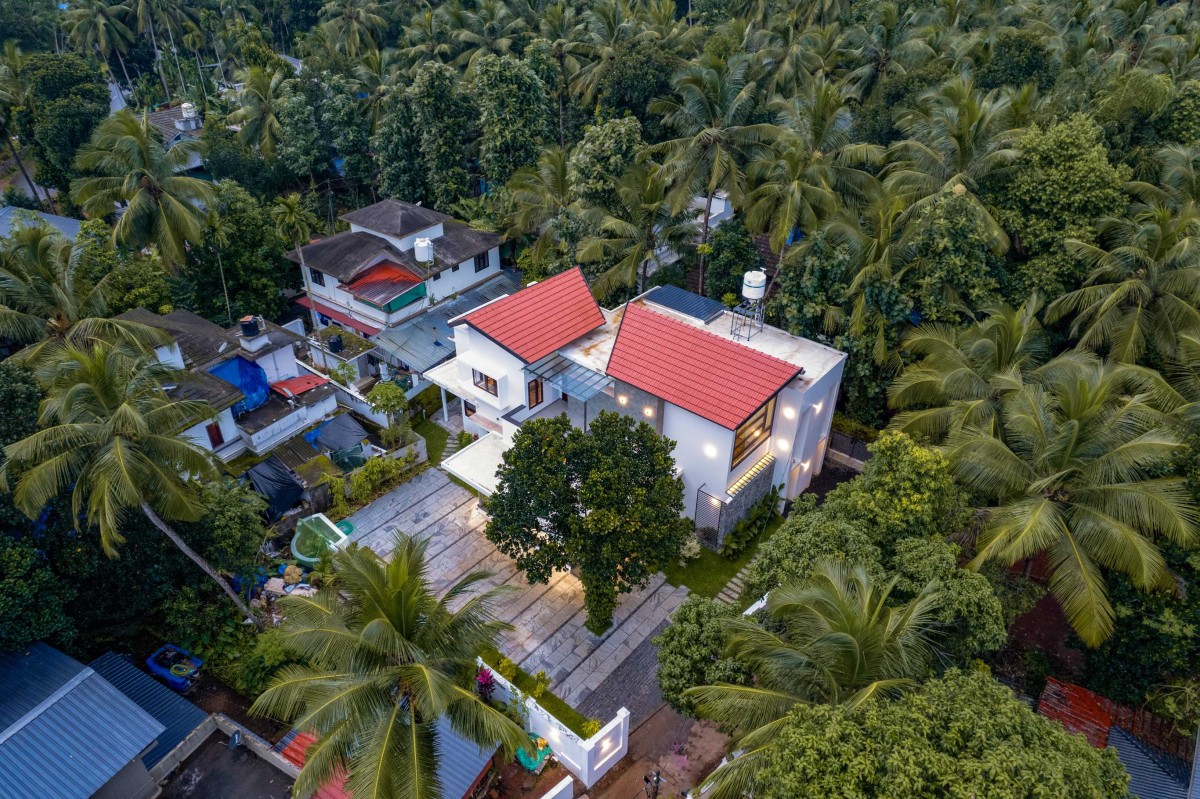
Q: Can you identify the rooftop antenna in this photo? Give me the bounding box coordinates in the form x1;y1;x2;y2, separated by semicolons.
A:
731;270;766;341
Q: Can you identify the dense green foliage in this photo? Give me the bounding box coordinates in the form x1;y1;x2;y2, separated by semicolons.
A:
486;411;689;632
754;669;1129;799
653;595;748;715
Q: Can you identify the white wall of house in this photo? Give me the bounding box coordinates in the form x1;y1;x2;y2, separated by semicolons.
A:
662;405;738;518
183;407;239;456
246;343;300;383
426;249;501;301
771;359;844;496
451;325;526;422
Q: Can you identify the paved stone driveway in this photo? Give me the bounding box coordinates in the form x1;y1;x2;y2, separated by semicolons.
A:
345;468;689;717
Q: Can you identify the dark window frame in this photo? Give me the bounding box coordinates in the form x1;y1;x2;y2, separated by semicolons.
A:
451;263;460;272
528;377;544;408
309;267;326;287
432;271;442;281
464;401;477;418
472;369;498;396
731;396;776;469
474;252;489;272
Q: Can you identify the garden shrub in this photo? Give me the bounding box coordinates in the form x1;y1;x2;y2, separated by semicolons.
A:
654;596;749;716
719;484;782;557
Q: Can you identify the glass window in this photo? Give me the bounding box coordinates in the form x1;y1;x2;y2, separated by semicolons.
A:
528;377;543;408
472;369;498;396
474;252;489;272
309;268;325;287
451;264;460;272
731;397;776;469
433;271;441;280
464;401;477;418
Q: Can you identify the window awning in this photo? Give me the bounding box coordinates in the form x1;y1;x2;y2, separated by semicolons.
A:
526;352;613;402
295;295;382;336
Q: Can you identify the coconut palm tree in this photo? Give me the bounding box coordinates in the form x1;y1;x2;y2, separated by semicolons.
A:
448;0;525;73
684;561;940;799
887;297;1060;440
72;109;213;267
578;163;699;296
944;361;1200;646
273;192;319;295
1047;201;1200;364
0;54;48;209
66;0;137;98
397;9;456;74
505;146;577;259
0;341;255;621
128;0;177;100
318;0;385;60
0;223;167;363
571;0;641;104
251;531;529;799
227;65;288;158
649;54;779;295
353;47;401;135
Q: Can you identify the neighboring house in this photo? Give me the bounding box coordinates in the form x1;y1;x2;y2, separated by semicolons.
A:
277;717;496;799
1038;677;1196;799
0;642;166;799
145;102;204;170
117;309;339;461
287;199;506;392
426;268;846;549
0;206;82;240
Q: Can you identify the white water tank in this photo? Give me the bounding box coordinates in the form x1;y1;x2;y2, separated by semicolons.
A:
414;237;433;263
742;270;767;300
181;102;196;119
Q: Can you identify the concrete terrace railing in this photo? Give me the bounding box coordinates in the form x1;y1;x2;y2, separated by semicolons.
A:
537;776;575;799
477;658;630;787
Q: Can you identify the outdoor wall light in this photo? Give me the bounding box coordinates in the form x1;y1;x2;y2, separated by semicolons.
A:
703;443;718;458
813;401;824;413
601;737;612;752
801;460;812;471
782;406;797;420
709;495;723;508
643;406;654;417
777;438;790;451
617;395;629;406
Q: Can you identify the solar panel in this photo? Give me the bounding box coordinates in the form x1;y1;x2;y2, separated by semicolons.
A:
643;285;728;324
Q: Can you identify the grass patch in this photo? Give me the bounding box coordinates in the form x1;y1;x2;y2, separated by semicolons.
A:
664;516;785;599
414;418;450;466
480;646;595;738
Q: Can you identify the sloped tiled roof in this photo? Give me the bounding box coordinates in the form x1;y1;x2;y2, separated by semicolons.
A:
341;199;452;239
287;231;407;283
1037;678;1114;748
606;302;802;429
455;267;604;363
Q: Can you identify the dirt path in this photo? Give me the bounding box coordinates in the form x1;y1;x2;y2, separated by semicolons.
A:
588;705;728;799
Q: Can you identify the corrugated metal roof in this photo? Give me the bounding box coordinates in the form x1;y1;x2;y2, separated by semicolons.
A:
643;285;728;324
456;267;605;364
607;302;801;430
373;273;520;373
1109;727;1189;799
89;652;209;768
344;261;424;305
0;643;164;799
1037;677;1113;748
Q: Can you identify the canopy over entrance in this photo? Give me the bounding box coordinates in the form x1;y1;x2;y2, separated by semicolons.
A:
526;353;612;402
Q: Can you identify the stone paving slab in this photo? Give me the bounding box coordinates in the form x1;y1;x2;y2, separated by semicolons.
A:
346;464;692;719
576;619;672;729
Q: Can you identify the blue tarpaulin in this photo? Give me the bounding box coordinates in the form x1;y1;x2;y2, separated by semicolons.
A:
208;356;269;416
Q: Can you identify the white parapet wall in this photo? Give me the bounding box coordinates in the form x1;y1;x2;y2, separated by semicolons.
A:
537;776;575;799
477;658;630;787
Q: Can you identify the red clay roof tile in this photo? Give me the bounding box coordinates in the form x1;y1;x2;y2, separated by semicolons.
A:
606;302;801;429
458;267;604;363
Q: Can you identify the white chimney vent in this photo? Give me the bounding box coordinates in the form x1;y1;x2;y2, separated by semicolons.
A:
742;270;767;300
414;237;434;264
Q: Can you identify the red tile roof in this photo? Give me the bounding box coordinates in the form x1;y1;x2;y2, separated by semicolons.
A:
271;375;330;398
607;302;801;429
279;732;350;799
455;267;604;363
1037;678;1114;748
295;295;382;336
343;262;423;305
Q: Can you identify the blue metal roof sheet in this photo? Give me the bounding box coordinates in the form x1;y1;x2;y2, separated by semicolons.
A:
90;652;208;768
435;717;496;799
0;644;164;799
643;284;728;324
373;272;520;373
1109;727;1189;799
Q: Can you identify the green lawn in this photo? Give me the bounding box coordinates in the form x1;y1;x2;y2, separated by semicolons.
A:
480;646;595;737
414;418;450;465
663;516;785;599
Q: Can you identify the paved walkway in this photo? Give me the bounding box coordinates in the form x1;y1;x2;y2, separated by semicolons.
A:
344;469;689;718
716;562;752;605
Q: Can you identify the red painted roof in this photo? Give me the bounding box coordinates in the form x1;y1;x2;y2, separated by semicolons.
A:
272;375;330;397
457;267;604;363
607;302;801;429
344;262;423;304
280;732;350;799
1037;678;1114;748
295;295;382;336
